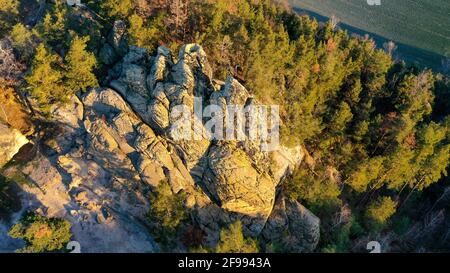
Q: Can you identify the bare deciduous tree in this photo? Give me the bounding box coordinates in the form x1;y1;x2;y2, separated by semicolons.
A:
0;38;25;85
168;0;189;38
383;41;397;57
330;15;340;30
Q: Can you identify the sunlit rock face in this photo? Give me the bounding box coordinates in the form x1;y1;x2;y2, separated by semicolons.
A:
0;121;29;168
1;21;316;252
105;39;314;248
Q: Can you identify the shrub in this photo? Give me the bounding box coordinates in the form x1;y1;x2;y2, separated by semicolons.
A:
10;23;36;61
283;167;341;213
146;180;187;245
366;196;397;232
8;212;72;253
215;221;258;253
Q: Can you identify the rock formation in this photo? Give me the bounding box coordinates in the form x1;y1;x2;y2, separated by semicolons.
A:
0;22;320;252
0;121;29;168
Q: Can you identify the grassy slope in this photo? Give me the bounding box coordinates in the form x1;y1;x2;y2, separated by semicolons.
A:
290;0;450;71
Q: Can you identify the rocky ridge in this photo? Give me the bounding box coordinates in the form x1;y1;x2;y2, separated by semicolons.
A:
0;22;320;252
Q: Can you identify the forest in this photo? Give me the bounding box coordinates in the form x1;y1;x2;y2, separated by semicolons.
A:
0;0;449;253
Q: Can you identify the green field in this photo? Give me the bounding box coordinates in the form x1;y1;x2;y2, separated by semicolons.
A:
290;0;450;71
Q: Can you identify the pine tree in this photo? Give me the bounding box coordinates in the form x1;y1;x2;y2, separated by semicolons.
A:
216;221;258;253
146;180;187;245
37;1;68;47
100;0;134;20
0;0;19;35
366;196;397;231
65;34;98;92
347;157;384;192
10;23;36;61
128;13;165;52
284;167;341;212
25;44;65;112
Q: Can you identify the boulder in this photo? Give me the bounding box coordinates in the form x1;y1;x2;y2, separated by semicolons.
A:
148;99;170;132
262;193;320;252
270;146;305;183
108;20;128;57
119;64;149;98
211;76;251;106
147;46;173;92
99;43;118;65
171;44;214;98
202;142;276;220
0;121;29;167
122;46;150;66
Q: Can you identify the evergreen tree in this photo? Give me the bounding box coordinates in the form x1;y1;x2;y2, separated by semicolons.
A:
65;34;98;92
25;44;65;112
100;0;135;20
10;23;36;61
128;13;165;52
215;221;258;253
366;197;397;232
36;0;68;47
0;0;19;35
146;180;187;245
347;157;384;192
283;166;341;213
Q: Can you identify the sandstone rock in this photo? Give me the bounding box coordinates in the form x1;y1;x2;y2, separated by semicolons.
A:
147;46;172;92
40;96;85;156
171;44;214;98
120;64;148;98
99;43;118;65
109;80;154;125
3;41;321;253
122;46;150;66
262;193;320;252
213;76;251;105
148;99;169;132
51;95;84;128
202;142;276;220
108;20;128;57
102;43;314;246
0;121;29;167
271;146;305;183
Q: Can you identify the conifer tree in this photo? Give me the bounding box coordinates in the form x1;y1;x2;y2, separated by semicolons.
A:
0;0;19;35
146;180;187;245
10;23;36;61
128;13;165;52
366;197;397;231
100;0;135;20
65;34;98;92
37;0;68;47
25;44;65;112
216;221;258;253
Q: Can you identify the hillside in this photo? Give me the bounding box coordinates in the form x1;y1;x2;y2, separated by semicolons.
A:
290;0;450;72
